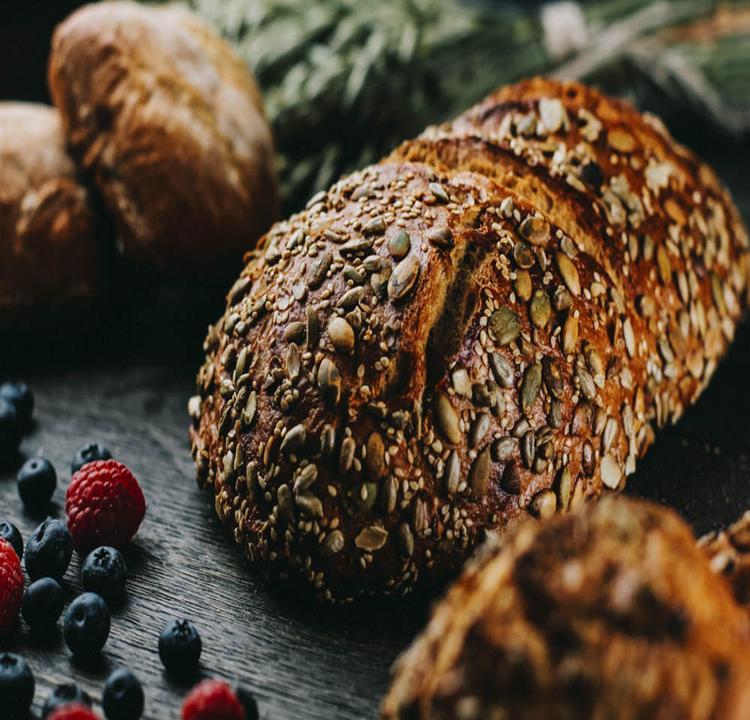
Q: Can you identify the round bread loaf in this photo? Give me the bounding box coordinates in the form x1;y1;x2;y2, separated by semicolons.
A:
701;511;750;611
381;497;750;719
48;0;278;279
0;102;101;321
190;78;749;602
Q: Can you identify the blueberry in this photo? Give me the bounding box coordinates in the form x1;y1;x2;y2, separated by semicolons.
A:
42;683;92;718
236;685;260;720
0;382;34;431
0;398;21;465
0;519;23;558
22;577;64;629
24;517;73;580
103;668;144;720
158;618;202;676
82;546;127;603
17;457;57;512
71;442;112;474
0;652;34;717
63;592;111;658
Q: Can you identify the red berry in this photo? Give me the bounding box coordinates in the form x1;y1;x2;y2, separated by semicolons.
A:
48;704;101;720
0;538;23;635
182;680;244;720
66;460;146;553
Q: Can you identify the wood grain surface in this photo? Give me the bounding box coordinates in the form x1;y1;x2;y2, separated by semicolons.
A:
1;141;749;720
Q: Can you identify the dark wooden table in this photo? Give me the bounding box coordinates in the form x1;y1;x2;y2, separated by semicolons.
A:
1;93;749;720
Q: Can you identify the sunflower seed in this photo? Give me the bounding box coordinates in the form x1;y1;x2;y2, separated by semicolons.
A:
328;317;355;353
293;464;318;493
363;216;386;235
582;440;595;476
323;530;345;554
399;523;414;557
600;454;621;489
318;358;341;406
284;322;305;343
520;363;542;411
514;270;532;301
521;430;536;468
529;490;557;519
623;317;636;358
492;436;516;462
469;447;491;499
519;215;550;245
429;182;450;203
541;358;563;399
489;308;520;346
557;465;573;510
340;238;374;257
602;417;619;453
281;424;306;455
572;402;592;436
489;352;514;388
577;366;596;400
277;484;295;521
451;367;473;398
435;393;461;444
593;407;607;437
306;306;319;349
656;245;671;284
443;450;460;496
384;476;398;514
470;413;491;447
413;498;429;535
389;230;411;258
339;436;356;474
530;290;551;327
553;286;573;311
242;391;257;427
514;241;536;269
562;314;579;354
556;252;580;296
366;432;386;480
309;251;332;288
388;255;420;302
472;383;493;407
548;399;563;428
426;226;454;249
502;460;522;494
286;343;301;379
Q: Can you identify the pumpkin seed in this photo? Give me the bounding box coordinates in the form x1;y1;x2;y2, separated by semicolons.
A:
529;490;557;519
435;393;461;444
489;307;520;346
563;314;579;354
530;290;551;327
284;321;306;343
338;286;364;310
355;525;389;551
469;447;491;499
443;450;460;496
489;352;514;388
363;255;381;272
366;432;386;480
309;251;332;288
426;227;453;248
388;255;420;302
317;358;341;406
514;270;532;301
277;484;295;521
521;430;536;468
520;363;542;411
340;238;374;257
514;241;536;269
451;367;473;398
293;464;318;493
306;305;319;348
389;230;410;258
656;245;671;285
502;460;522;494
572;402;592;436
492;436;516;462
280;423;306;454
548;399;563;428
328;317;355;353
519;215;550;245
556;252;580;296
295;491;324;518
541;358;564;399
362;216;386;235
600;453;621;489
557;465;573;510
470;413;491;447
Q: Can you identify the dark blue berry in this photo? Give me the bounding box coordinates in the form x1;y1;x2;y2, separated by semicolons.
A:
63;592;111;657
24;518;73;580
82;546;127;603
0;519;23;558
0;652;34;717
22;577;64;629
0;398;21;465
158;618;202;676
236;685;260;720
17;457;57;512
0;382;34;431
71;442;112;474
42;683;92;718
103;668;144;720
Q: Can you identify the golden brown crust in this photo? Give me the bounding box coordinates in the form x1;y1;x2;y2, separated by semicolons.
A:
190;78;749;602
382;498;750;720
48;1;278;279
0;102;101;320
700;513;750;610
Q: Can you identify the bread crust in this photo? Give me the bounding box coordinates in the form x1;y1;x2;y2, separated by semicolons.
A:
48;1;278;279
190;78;749;602
381;497;750;720
0;102;101;320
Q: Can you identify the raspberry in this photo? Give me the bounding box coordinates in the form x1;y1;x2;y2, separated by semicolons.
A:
0;538;23;635
182;680;244;720
66;460;146;553
48;703;101;720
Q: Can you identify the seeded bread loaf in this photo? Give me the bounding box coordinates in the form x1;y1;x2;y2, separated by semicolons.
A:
700;512;750;610
190;78;749;602
381;497;750;720
0;102;101;322
48;1;278;279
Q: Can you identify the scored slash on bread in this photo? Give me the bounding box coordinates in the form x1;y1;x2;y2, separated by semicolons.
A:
190;78;749;602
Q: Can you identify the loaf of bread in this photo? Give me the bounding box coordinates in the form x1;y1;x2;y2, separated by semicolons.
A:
190;78;749;601
0;102;101;321
701;512;750;610
48;1;278;279
381;497;750;719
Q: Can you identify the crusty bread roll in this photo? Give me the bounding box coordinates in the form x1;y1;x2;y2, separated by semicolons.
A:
381;497;750;720
48;1;278;279
0;102;101;320
190;78;749;602
701;512;750;610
